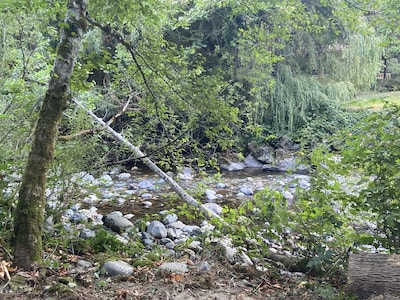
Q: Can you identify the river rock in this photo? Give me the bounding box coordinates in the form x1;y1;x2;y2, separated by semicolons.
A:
167;221;186;230
177;166;194;180
239;186;253;195
117;172;131;180
244;154;264;168
182;225;201;235
141;193;152;199
220;161;246;171
163;213;178;225
83;194;99;204
216;182;226;189
203;203;223;215
199;261;211;273
248;143;275;164
147;220;167;238
101;260;133;276
167;227;182;239
98;174;113;187
205;189;217;202
77;259;93;268
141;201;152;208
138;180;154;189
102;213;133;232
79;228;96;239
159;262;189;274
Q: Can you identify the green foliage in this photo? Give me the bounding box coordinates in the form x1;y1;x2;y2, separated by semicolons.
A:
339;104;400;252
87;229;126;253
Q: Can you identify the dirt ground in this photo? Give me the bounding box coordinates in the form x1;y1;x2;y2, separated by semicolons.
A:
0;255;334;300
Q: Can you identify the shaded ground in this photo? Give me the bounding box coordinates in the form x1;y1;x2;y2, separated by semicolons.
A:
0;248;343;300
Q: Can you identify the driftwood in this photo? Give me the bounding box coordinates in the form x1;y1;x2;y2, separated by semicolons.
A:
347;253;400;299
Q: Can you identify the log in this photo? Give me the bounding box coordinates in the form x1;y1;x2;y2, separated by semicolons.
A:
347;253;400;299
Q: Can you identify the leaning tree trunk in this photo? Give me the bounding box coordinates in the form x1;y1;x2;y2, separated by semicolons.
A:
13;0;87;268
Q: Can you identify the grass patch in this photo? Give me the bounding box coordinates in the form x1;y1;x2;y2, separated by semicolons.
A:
344;91;400;111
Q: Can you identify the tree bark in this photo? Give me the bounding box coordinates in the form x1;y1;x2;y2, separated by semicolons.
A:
347;253;400;299
13;0;87;268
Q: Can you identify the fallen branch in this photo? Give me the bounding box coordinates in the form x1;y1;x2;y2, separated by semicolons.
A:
72;98;222;220
59;95;133;141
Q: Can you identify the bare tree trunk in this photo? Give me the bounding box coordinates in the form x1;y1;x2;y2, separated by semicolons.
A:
347;253;400;299
13;0;87;269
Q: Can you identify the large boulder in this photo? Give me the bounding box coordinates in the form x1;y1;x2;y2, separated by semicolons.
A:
248;143;275;164
102;212;133;232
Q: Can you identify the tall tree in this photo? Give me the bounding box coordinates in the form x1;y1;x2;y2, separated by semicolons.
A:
13;0;87;268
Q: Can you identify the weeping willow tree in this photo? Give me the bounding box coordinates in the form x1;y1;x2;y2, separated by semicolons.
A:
267;31;382;133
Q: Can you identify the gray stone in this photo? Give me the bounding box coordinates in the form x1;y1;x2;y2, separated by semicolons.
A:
147;220;167;238
77;260;93;268
159;262;188;274
141;193;152;199
165;241;175;249
138;180;154;189
167;227;182;239
177;166;194;180
102;213;133;232
117;172;131;180
244;154;264;168
167;221;186;230
216;182;226;189
83;194;99;204
64;209;74;217
248;143;275;164
141;201;152;208
101;260;133;276
239;186;253;195
182;225;201;235
98;174;113;187
79;228;96;239
203;203;223;215
282;190;294;204
220;161;246;171
163;213;178;225
70;213;87;223
71;203;81;212
205;189;217;202
199;261;211;273
161;237;173;244
142;238;154;247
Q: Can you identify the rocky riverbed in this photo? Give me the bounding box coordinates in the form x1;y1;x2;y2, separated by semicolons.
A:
41;167;311;275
